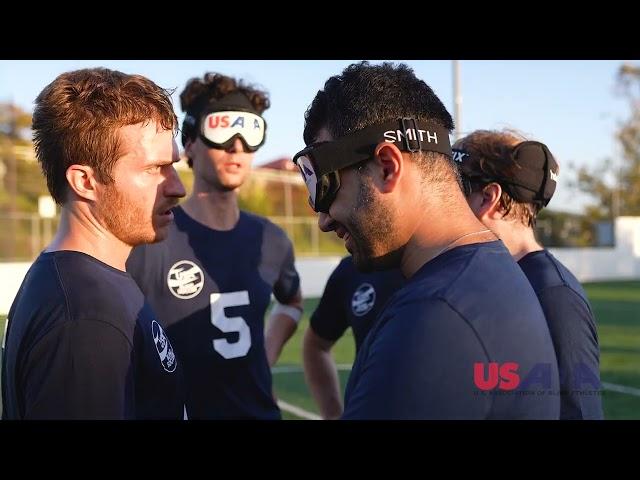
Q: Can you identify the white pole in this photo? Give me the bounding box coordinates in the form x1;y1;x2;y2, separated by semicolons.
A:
453;60;462;140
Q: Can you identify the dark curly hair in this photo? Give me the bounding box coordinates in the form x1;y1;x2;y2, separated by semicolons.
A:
303;61;457;188
180;72;270;167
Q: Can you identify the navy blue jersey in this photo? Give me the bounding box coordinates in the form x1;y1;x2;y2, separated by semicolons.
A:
126;206;300;419
310;256;405;351
342;241;560;420
1;251;185;420
518;250;603;420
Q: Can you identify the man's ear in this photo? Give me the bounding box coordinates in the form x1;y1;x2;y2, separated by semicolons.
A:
65;164;99;201
477;182;504;220
372;142;404;193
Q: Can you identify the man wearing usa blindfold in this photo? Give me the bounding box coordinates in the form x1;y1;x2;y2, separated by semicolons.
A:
294;61;560;419
127;73;303;420
453;130;603;420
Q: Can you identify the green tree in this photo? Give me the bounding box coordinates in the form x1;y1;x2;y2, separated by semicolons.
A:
0;102;32;143
0;103;44;214
0;103;44;260
572;63;640;218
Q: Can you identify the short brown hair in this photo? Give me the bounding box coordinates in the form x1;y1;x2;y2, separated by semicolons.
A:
32;68;177;204
454;129;542;228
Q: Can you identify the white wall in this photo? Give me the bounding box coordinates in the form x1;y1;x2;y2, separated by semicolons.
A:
295;256;342;298
0;263;31;316
549;217;640;282
1;217;639;316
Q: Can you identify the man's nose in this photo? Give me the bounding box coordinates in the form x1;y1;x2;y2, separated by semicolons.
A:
318;212;336;233
165;166;186;198
226;137;246;153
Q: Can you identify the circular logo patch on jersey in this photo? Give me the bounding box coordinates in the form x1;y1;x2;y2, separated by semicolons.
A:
351;283;376;317
152;320;177;373
167;260;204;299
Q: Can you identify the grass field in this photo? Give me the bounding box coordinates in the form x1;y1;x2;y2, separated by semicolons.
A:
2;280;639;419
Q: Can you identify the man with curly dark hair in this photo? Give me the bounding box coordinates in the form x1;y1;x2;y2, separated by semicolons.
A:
293;61;560;419
127;72;302;420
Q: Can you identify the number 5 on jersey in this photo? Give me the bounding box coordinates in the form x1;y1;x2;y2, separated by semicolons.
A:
210;291;251;359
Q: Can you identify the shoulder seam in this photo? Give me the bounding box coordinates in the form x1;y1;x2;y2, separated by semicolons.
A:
51;256;134;346
51;255;72;331
437;297;496;416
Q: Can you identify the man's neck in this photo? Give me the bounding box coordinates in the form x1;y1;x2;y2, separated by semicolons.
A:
45;206;132;272
181;188;240;231
493;223;543;261
400;205;497;278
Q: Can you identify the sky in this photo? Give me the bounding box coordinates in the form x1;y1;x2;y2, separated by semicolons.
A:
0;60;632;214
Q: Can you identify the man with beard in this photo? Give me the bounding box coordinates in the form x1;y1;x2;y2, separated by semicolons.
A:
127;72;302;419
293;61;560;419
1;68;187;419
